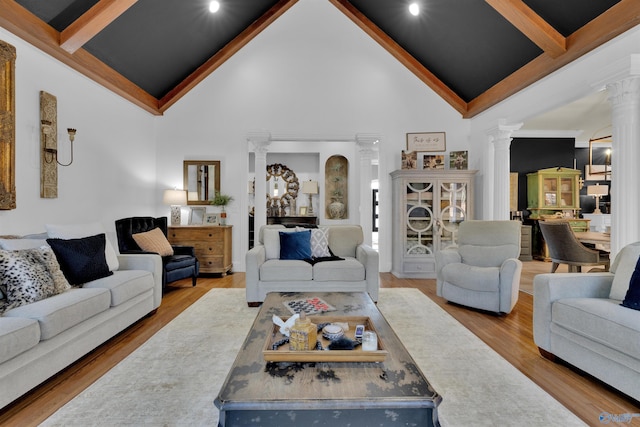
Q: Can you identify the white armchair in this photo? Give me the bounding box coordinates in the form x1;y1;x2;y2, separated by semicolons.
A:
436;220;523;314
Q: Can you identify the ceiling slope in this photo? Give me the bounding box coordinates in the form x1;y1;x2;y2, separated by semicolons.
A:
0;0;639;117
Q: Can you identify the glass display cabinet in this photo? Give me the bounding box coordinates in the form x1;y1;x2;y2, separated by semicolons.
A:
391;169;477;278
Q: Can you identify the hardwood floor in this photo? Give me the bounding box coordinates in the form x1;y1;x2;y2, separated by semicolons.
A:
1;262;639;426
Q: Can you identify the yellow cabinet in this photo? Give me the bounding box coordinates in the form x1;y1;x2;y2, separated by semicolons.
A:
527;167;581;219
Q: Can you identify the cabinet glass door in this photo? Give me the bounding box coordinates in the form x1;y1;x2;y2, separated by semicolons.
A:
438;181;467;248
559;178;573;207
405;181;434;255
543;177;557;207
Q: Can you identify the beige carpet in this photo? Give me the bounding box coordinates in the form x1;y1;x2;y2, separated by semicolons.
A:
41;288;585;426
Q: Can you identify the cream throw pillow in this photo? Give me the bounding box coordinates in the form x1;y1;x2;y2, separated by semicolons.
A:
132;228;174;257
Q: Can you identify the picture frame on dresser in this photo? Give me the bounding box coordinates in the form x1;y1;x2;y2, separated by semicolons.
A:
204;213;219;225
189;207;205;224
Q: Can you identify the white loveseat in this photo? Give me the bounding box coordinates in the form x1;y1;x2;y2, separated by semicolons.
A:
534;242;640;401
0;232;162;409
245;225;379;305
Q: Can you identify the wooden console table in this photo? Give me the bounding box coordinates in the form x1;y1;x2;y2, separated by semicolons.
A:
168;225;232;275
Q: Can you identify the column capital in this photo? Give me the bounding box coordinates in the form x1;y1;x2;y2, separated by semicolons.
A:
486;120;522;149
247;131;272;153
606;76;640;106
356;134;379;158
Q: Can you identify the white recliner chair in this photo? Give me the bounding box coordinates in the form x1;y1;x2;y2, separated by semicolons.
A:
435;220;523;314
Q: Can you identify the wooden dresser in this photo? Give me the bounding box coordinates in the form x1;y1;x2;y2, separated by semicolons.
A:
168;225;232;275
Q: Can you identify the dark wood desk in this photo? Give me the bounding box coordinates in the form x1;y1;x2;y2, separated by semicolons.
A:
215;292;442;427
267;216;318;227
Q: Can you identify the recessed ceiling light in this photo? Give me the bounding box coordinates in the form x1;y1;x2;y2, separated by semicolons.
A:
409;3;420;16
209;1;220;13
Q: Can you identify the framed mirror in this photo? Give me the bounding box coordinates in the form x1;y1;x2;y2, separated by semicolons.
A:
183;160;221;205
0;40;16;210
266;163;299;216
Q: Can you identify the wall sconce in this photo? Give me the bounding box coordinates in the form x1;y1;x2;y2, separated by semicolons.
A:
587;183;608;214
302;180;318;216
163;189;187;226
42;120;77;166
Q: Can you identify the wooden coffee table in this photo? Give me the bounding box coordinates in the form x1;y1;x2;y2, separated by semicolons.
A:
214;292;442;427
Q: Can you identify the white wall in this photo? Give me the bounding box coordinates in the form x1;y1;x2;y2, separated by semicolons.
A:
0;28;157;239
156;0;468;272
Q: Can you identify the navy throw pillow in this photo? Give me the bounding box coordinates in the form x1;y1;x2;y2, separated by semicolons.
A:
47;233;113;286
621;257;640;311
279;230;312;260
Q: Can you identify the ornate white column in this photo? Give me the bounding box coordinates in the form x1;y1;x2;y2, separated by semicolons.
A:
606;73;640;255
487;121;522;220
356;134;379;246
247;132;271;235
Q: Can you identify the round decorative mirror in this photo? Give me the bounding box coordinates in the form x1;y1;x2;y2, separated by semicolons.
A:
266;163;299;216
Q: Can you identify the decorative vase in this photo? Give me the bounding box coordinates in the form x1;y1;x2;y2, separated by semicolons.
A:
328;198;345;219
220;208;227;225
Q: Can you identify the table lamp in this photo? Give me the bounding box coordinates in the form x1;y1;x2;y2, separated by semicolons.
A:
163;189;187;225
301;180;318;216
587;183;608;214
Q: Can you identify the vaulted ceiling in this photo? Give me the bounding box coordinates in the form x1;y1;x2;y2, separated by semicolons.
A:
1;0;639;117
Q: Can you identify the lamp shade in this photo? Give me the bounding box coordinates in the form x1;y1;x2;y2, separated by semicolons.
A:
587;184;608;196
163;189;187;205
302;180;318;195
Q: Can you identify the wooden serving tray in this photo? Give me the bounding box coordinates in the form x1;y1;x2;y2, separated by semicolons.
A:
263;316;388;362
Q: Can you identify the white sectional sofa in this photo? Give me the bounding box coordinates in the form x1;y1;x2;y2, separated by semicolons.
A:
245;225;379;305
0;232;162;409
533;242;640;401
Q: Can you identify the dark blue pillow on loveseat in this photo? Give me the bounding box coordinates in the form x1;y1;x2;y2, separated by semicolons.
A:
279;230;312;260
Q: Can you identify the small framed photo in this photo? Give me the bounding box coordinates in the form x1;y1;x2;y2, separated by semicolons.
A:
449;151;468;170
423;154;445;170
407;132;446;152
189;207;205;225
299;206;308;216
204;213;219;225
401;150;417;169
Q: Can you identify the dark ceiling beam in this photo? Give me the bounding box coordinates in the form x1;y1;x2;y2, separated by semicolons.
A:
0;0;160;115
328;0;468;115
466;0;640;118
60;0;138;54
485;0;566;58
158;0;299;113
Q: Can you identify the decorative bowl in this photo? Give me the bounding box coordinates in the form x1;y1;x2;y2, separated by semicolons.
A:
322;324;344;341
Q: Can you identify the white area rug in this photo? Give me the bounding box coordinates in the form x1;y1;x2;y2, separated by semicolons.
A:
41;289;585;426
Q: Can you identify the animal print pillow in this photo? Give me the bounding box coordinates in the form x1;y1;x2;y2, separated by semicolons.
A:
0;246;71;314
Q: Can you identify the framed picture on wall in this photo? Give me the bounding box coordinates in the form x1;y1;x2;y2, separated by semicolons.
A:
204;213;219;225
407;132;446;152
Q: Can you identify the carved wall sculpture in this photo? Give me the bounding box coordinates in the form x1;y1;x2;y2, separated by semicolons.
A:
325;155;348;219
40;91;58;198
0;40;16;210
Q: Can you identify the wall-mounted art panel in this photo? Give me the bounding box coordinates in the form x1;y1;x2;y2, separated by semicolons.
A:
325;155;348;219
40;91;57;198
0;40;16;210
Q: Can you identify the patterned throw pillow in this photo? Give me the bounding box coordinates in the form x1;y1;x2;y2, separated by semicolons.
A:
0;248;57;314
132;227;174;257
309;227;331;258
